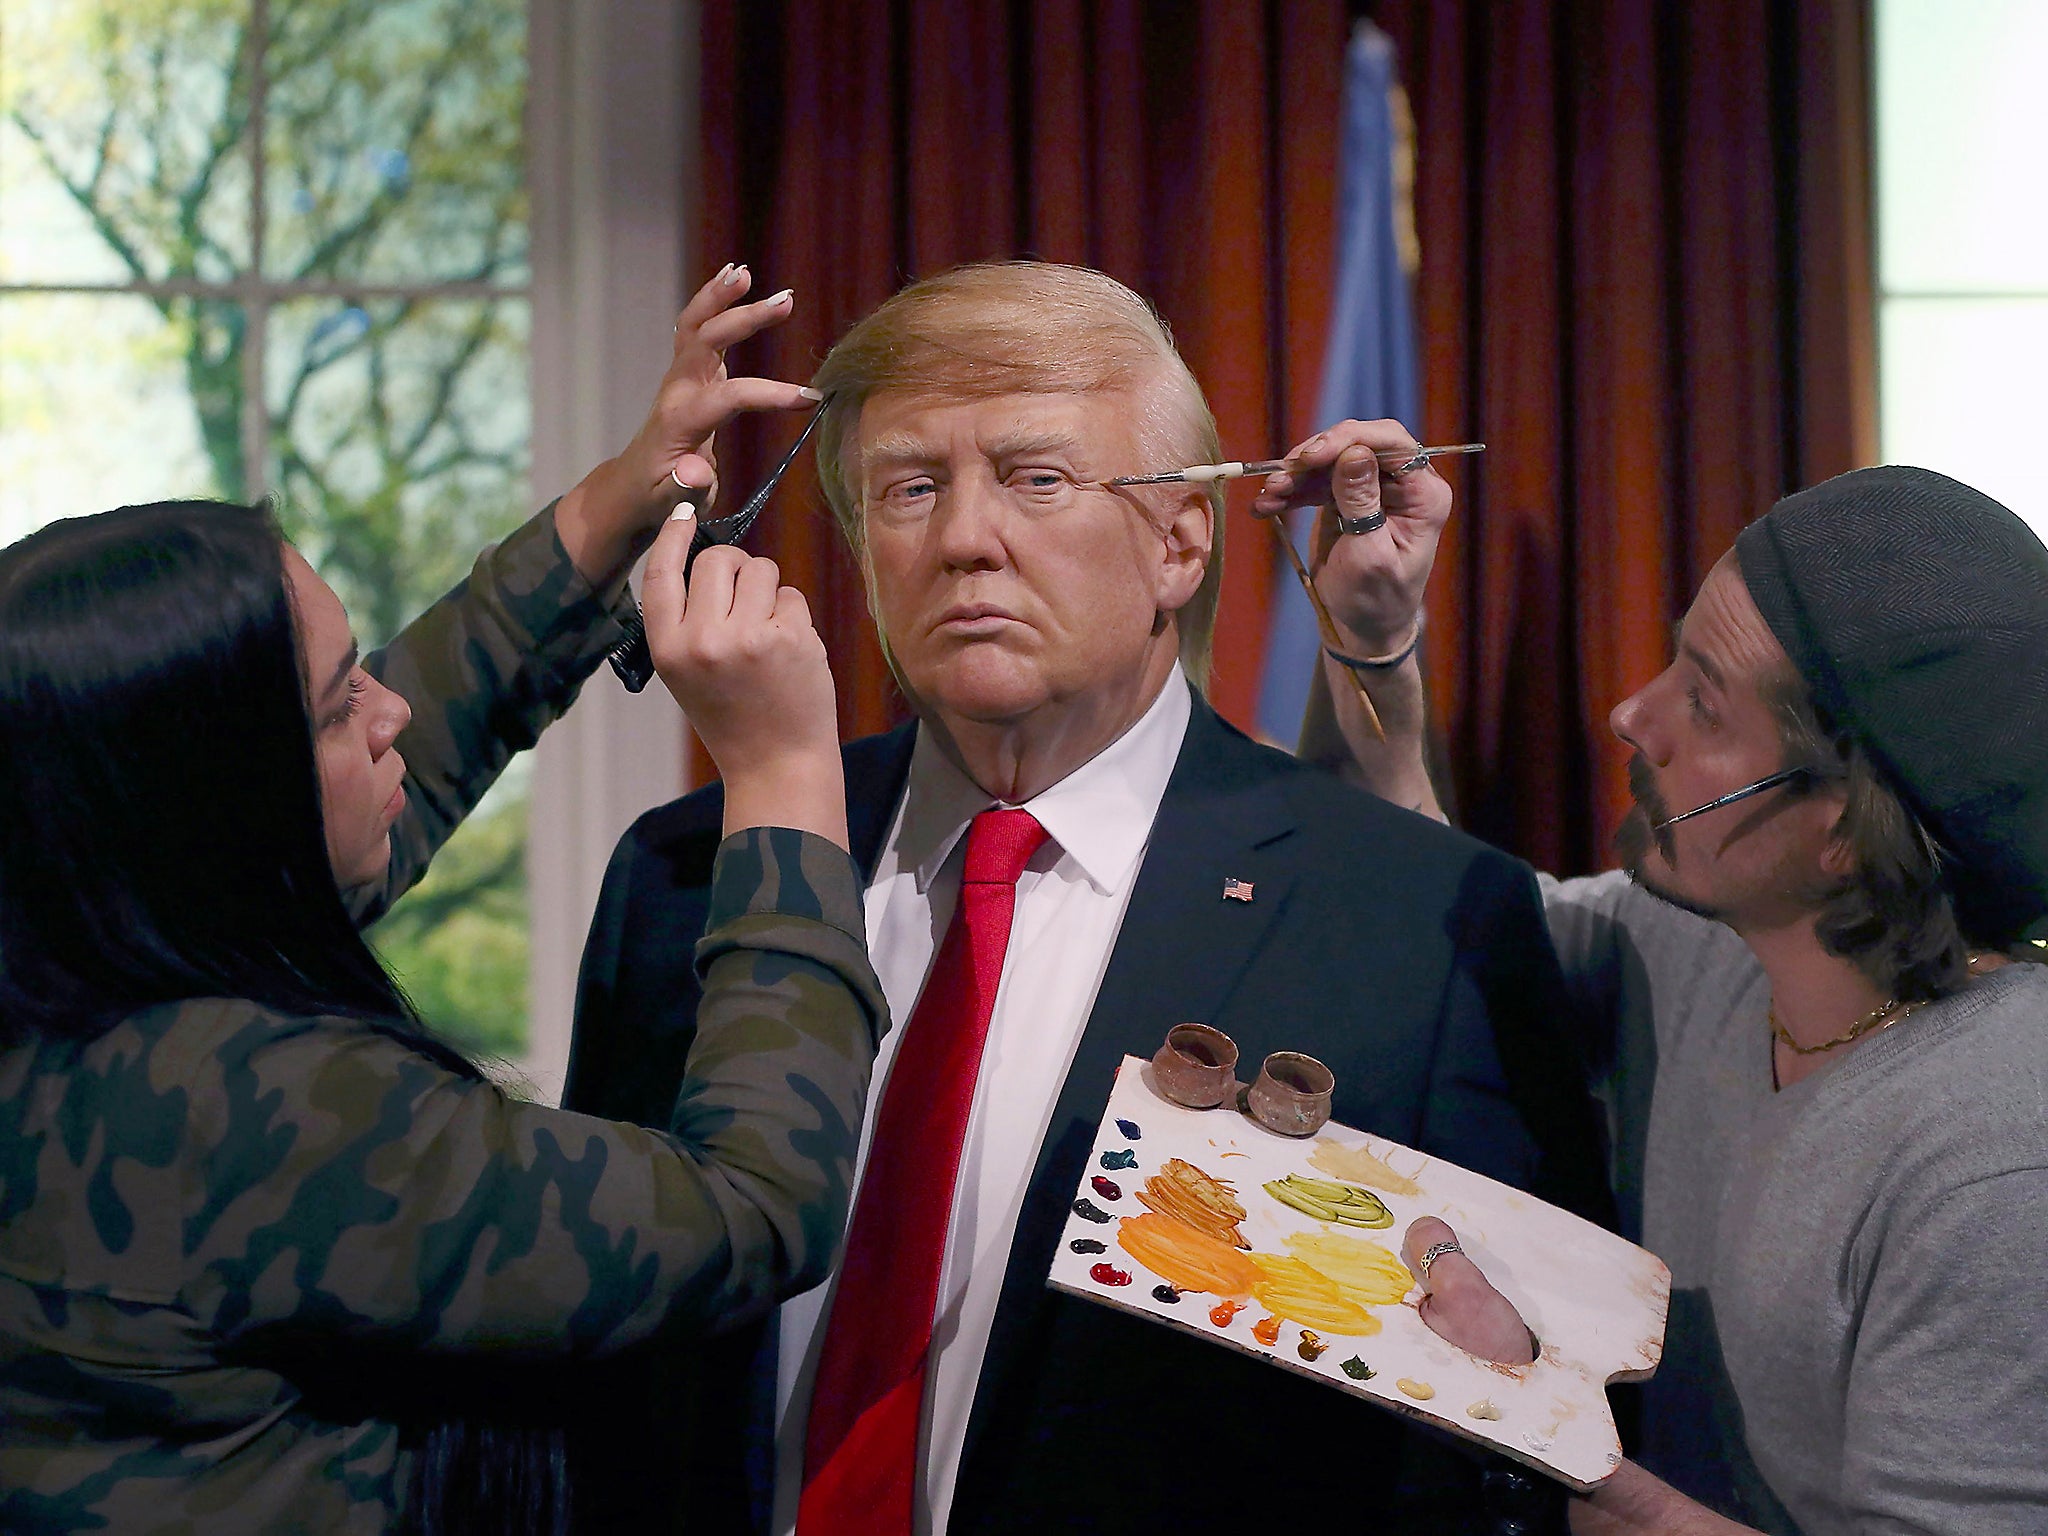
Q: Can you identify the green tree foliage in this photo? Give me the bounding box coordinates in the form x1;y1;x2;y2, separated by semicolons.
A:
2;0;533;1058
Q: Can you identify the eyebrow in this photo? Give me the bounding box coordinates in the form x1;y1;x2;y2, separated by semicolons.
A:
857;425;1090;477
1680;637;1725;692
324;642;360;706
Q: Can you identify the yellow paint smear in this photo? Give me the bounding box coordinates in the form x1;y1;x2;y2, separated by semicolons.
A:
1116;1212;1261;1299
1137;1158;1249;1248
1397;1378;1435;1401
1309;1136;1424;1198
1246;1255;1383;1336
1284;1230;1415;1308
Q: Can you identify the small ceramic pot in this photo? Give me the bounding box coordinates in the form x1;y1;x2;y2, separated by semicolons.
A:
1151;1023;1240;1109
1246;1051;1335;1137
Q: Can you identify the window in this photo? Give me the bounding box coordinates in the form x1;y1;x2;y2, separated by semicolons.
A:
1875;0;2048;538
1;0;535;1060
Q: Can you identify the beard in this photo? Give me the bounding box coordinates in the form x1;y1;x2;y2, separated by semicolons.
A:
1615;754;1724;923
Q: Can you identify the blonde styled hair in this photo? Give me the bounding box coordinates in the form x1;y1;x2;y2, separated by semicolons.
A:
810;261;1225;690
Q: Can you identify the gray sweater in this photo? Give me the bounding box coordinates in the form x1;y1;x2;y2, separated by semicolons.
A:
1543;871;2048;1536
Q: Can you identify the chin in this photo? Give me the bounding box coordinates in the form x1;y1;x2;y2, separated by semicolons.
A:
913;650;1054;724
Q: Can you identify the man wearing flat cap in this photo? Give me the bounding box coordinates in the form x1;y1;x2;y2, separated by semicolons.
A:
1261;430;2048;1535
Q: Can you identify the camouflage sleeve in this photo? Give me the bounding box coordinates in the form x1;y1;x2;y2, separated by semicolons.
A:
348;501;633;922
178;826;881;1357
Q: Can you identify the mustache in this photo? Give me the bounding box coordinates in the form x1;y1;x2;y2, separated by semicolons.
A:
1614;754;1677;870
1626;754;1670;829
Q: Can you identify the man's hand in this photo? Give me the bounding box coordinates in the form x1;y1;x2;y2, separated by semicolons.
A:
555;263;820;588
1571;1459;1764;1535
1400;1216;1538;1365
642;510;847;851
1251;417;1451;656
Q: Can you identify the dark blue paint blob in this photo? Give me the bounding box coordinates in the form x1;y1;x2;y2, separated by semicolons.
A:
1090;1176;1123;1201
1152;1284;1182;1304
1099;1148;1138;1170
1115;1118;1143;1140
1069;1238;1107;1254
1071;1197;1112;1224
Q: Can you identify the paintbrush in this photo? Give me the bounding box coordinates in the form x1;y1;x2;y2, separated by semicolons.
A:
1106;442;1484;488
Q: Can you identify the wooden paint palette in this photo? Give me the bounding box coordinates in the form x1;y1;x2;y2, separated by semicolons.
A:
1046;1056;1669;1489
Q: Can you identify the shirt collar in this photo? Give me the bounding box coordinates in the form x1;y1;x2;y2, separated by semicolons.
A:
895;665;1193;897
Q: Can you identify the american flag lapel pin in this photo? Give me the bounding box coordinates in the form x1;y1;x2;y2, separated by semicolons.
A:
1222;877;1255;902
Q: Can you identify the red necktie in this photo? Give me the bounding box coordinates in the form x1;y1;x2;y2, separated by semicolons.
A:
798;807;1049;1535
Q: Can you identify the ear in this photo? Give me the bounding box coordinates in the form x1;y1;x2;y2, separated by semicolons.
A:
1151;488;1213;615
1817;787;1856;878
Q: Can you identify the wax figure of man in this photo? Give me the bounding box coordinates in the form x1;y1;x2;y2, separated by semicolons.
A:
1261;424;2048;1535
563;263;1611;1536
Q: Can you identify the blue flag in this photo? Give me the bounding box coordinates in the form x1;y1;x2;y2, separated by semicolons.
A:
1254;21;1420;744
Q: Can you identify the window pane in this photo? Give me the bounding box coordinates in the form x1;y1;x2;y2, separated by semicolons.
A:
0;293;238;543
263;0;527;286
372;763;531;1065
0;0;251;284
267;293;531;1055
1879;298;2048;542
266;295;530;645
1877;0;2048;294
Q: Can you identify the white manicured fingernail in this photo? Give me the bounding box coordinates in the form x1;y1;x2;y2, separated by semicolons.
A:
715;262;735;285
670;502;696;523
798;386;824;401
720;263;745;287
767;288;794;306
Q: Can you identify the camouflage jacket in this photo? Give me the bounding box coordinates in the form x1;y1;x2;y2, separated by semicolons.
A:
0;508;884;1533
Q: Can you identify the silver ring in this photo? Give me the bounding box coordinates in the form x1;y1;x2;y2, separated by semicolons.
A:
1387;449;1431;477
1337;508;1387;536
1417;1239;1461;1280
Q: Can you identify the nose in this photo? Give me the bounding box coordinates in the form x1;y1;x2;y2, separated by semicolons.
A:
932;473;1011;572
367;676;412;757
1609;683;1664;764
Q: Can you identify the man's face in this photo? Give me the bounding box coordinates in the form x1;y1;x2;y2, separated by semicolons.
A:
850;389;1210;732
1608;555;1844;927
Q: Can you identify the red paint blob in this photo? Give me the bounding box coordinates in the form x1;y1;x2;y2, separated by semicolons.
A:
1089;1263;1132;1287
1090;1175;1123;1201
1252;1315;1281;1347
1209;1299;1245;1328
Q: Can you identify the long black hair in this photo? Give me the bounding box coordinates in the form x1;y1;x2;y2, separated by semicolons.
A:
0;499;416;1037
0;500;565;1535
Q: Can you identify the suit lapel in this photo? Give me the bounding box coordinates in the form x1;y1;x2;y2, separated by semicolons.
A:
844;723;917;883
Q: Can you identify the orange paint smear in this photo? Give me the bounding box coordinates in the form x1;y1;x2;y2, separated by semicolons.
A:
1252;1315;1281;1346
1136;1158;1250;1248
1210;1299;1246;1327
1117;1213;1261;1299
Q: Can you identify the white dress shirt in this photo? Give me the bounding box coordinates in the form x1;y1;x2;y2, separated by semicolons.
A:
771;666;1193;1536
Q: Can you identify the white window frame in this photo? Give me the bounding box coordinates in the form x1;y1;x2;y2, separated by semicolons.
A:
523;0;698;1104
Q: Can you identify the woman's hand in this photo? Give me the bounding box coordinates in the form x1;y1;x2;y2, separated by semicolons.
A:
641;509;848;851
1401;1216;1538;1366
555;263;820;587
1251;418;1452;657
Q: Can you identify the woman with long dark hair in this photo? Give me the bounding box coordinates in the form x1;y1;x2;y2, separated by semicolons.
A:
0;270;880;1533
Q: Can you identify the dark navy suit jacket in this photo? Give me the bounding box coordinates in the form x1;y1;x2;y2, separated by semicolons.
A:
562;698;1608;1534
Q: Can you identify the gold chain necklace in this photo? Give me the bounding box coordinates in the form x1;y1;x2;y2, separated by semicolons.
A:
1769;996;1921;1056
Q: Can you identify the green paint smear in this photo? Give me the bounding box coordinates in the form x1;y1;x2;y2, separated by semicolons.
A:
1339;1357;1376;1381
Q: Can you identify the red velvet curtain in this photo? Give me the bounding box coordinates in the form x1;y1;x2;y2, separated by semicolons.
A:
1373;0;1876;873
695;0;1351;773
693;1;1875;880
